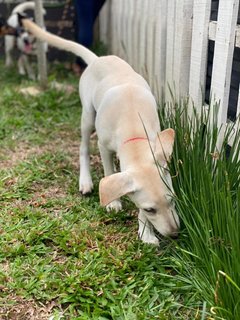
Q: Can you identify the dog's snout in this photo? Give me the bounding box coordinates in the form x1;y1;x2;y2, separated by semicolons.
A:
170;231;179;239
23;37;29;45
169;218;179;239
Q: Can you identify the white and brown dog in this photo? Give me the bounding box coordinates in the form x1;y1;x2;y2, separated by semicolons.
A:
21;18;180;245
5;2;46;80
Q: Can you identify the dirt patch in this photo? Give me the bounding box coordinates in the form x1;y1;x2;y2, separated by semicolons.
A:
0;143;51;169
0;296;62;320
27;185;68;206
0;136;80;170
6;185;68;218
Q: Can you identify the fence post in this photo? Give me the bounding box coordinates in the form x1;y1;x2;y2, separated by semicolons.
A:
34;0;47;89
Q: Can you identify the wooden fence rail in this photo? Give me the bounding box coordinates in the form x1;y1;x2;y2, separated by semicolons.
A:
99;0;240;147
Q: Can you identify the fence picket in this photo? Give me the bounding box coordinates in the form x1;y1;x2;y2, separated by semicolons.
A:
237;84;240;119
165;0;176;100
154;0;167;100
145;0;156;88
99;1;110;45
110;0;118;54
189;0;211;111
174;0;194;99
138;0;149;78
132;1;142;72
210;0;240;127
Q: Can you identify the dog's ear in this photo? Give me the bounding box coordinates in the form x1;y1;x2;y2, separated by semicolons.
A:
154;128;175;167
99;172;136;206
17;13;27;26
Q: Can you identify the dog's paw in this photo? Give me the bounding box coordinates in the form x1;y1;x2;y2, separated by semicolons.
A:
139;233;159;246
106;200;122;212
79;176;93;195
19;69;26;76
5;60;13;67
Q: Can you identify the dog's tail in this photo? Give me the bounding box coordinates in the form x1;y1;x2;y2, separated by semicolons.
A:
21;18;97;65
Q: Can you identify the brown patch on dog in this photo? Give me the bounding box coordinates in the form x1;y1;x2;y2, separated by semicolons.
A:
0;25;16;36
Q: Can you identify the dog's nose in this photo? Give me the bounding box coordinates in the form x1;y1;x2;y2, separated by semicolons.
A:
170;232;179;239
23;38;29;45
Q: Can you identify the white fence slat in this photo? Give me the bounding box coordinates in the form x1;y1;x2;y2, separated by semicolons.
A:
237;84;240;119
236;25;240;48
154;0;167;99
127;0;135;67
131;1;142;72
121;0;129;60
166;0;194;100
99;1;110;45
138;0;149;77
110;0;118;54
165;0;176;100
146;0;156;88
210;0;240;126
189;0;211;111
173;0;194;99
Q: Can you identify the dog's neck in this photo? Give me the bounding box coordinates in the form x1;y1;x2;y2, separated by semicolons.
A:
123;137;148;145
119;138;155;171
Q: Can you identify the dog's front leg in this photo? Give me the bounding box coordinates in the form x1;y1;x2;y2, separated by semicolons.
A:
98;142;122;212
18;55;26;76
23;55;35;80
138;210;159;245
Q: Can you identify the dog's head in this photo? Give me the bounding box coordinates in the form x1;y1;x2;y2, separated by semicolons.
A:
8;13;35;54
17;29;35;54
99;128;180;238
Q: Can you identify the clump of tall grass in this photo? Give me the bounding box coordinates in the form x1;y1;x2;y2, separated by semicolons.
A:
159;101;240;320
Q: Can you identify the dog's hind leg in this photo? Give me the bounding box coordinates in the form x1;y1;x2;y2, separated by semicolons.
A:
79;104;95;195
98;142;122;212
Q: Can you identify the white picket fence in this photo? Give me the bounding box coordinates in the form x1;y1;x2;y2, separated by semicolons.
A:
99;0;240;146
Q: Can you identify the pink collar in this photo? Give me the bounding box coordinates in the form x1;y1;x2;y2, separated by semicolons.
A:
123;137;148;145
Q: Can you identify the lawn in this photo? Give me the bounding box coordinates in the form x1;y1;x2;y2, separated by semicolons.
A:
0;59;239;320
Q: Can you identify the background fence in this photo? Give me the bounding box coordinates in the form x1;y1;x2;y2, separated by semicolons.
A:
99;0;240;146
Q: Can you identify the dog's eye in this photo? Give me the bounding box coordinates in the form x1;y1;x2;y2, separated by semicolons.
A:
144;208;156;214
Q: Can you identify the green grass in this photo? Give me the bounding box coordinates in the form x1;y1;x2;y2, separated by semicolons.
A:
159;102;240;320
0;58;239;319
